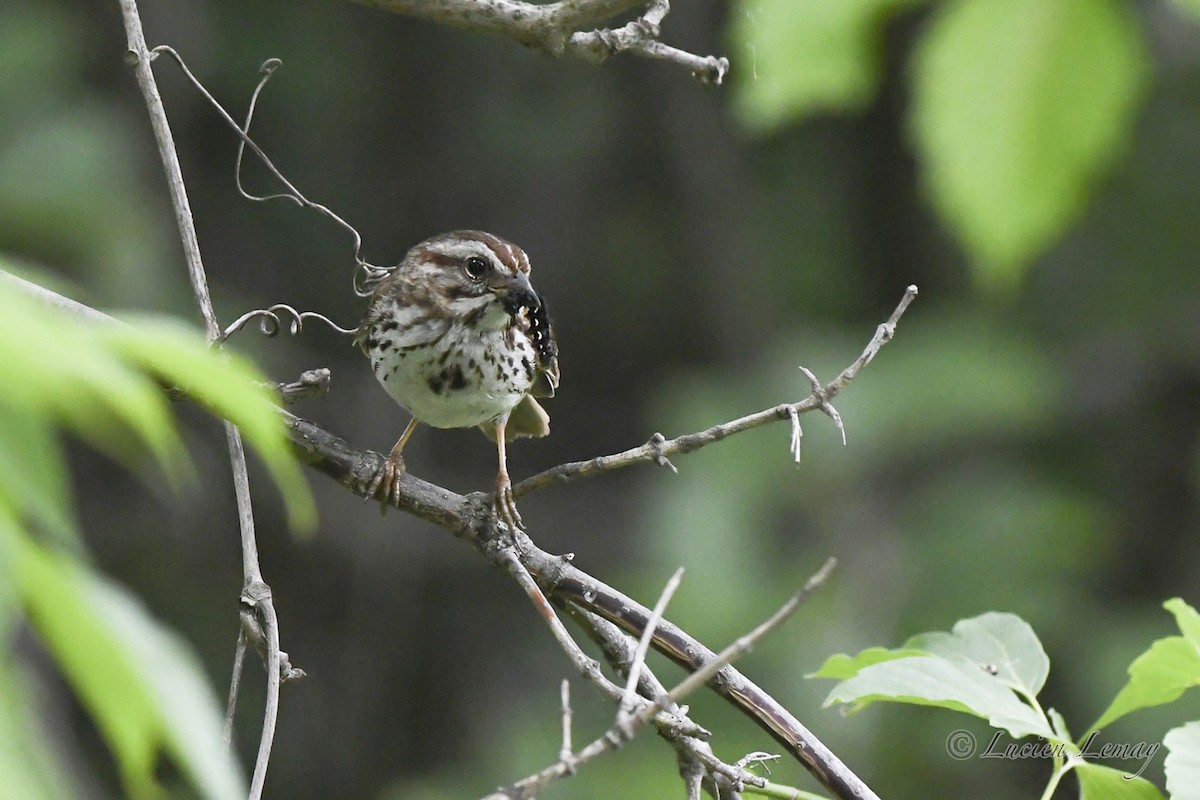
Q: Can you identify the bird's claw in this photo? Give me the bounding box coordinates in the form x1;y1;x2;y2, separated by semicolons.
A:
367;453;405;515
493;474;524;531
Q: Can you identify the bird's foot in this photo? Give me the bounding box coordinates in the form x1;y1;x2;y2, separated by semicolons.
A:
367;452;406;515
492;471;524;531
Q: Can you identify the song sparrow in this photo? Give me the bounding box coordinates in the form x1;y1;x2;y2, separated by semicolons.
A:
355;230;559;529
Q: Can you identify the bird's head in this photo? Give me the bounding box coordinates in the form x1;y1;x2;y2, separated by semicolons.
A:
404;230;541;325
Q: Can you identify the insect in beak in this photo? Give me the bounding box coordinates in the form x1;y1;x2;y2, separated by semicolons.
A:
499;272;540;316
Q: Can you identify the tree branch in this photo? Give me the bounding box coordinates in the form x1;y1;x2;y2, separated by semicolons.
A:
274;287;919;800
557;600;796;799
278;409;883;799
514;284;919;497
349;0;729;84
486;560;715;799
576;559;835;796
10;274;906;800
663;558;836;709
617;566;683;730
116;3;292;796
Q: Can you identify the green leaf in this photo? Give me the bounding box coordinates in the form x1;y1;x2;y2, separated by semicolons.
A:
823;654;1053;739
1076;763;1165;800
6;523;245;800
808;646;929;679
729;0;927;130
1164;721;1200;799
1049;707;1072;743
0;409;74;542
0;649;75;800
911;0;1148;288
908;611;1049;698
1165;597;1200;645
0;275;315;533
102;317;316;531
0;279;181;474
0;511;65;800
1092;600;1200;731
818;612;1055;739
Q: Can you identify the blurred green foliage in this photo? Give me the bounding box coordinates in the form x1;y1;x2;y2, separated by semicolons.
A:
730;0;929;121
7;518;245;800
0;5;176;310
0;271;313;798
734;0;1149;289
911;0;1147;288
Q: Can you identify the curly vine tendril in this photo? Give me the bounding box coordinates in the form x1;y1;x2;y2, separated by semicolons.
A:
150;46;391;306
217;305;360;345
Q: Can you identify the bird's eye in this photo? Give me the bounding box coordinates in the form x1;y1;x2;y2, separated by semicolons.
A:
464;256;489;281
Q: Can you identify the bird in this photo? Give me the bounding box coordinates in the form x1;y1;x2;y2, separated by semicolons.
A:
354;230;559;529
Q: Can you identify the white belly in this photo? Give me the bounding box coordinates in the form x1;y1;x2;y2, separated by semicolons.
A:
372;323;536;429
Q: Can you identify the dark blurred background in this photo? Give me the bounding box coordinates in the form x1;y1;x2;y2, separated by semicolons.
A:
3;0;1200;797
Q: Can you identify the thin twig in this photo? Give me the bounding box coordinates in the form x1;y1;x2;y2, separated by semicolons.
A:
275;369;333;405
488;692;699;800
618;566;683;730
578;556;838;785
559;602;683;717
241;580;281;798
797;365;845;446
500;550;612;692
564;604;769;795
665;558;836;709
223;628;248;747
494;559;834;800
746;784;830;800
501;551;706;742
0;272;118;325
736;751;781;774
558;680;574;768
116;4;289;796
502;561;835;798
536;552;875;799
513;285;918;497
490;556;712;800
680;755;704;800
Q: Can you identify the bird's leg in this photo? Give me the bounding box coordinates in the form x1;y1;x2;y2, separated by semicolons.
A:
368;417;420;513
492;418;524;531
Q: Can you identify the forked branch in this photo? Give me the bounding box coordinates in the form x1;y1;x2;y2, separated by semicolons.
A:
349;0;729;83
276;287;917;798
495;559;836;799
514;284;919;497
11;272;905;800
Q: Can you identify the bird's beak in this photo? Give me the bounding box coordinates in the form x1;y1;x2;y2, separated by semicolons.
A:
497;271;540;314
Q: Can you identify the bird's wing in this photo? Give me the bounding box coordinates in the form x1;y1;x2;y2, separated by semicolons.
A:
479;395;551;441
